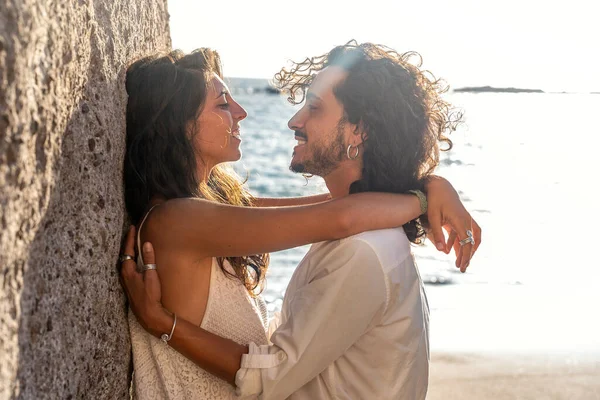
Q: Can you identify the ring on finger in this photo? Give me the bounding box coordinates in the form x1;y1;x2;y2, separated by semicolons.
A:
119;254;134;263
459;237;474;246
138;263;157;273
459;230;475;246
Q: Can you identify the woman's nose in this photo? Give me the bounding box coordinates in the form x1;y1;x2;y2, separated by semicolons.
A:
232;100;247;120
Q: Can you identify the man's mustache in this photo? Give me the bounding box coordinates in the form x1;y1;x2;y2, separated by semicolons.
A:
294;130;307;139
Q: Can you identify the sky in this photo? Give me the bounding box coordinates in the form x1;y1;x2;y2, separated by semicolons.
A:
168;0;599;93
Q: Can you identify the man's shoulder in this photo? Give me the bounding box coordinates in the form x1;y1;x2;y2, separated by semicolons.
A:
340;228;412;268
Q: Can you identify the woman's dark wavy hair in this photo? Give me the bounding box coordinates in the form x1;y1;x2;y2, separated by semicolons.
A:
124;48;268;294
275;41;462;243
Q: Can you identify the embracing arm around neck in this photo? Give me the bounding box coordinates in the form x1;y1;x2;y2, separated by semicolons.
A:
143;192;421;260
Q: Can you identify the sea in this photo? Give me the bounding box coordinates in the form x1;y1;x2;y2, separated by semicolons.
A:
227;77;600;356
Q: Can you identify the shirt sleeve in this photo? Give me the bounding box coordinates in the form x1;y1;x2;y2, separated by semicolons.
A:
235;238;388;399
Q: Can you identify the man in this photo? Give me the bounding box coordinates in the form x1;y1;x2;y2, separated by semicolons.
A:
121;42;480;399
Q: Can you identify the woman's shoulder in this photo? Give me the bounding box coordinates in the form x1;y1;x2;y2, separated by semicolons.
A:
148;197;210;219
142;197;209;231
139;198;210;256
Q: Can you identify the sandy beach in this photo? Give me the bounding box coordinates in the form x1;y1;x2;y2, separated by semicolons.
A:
424;282;600;400
428;352;600;399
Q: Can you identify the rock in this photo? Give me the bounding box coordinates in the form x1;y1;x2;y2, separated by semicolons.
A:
0;1;170;397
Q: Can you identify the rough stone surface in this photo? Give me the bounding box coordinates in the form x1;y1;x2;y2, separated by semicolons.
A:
0;1;170;397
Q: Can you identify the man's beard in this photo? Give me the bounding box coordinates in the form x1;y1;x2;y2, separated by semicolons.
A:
290;119;347;177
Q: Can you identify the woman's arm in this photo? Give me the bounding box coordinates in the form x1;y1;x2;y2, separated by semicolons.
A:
253;193;331;207
143;192;421;260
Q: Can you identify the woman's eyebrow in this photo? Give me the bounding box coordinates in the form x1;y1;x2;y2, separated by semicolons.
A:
215;89;228;99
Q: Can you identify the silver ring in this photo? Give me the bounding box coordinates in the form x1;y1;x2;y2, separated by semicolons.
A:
119;254;134;263
459;230;474;246
138;263;157;272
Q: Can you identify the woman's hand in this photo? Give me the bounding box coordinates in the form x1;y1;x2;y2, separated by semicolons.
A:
425;176;482;273
119;226;172;337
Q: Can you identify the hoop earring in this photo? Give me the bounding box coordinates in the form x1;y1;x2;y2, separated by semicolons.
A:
346;144;359;160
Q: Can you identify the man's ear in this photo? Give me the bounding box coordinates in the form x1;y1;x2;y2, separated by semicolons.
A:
351;121;368;145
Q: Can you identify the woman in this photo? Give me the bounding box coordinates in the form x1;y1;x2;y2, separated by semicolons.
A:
122;47;478;399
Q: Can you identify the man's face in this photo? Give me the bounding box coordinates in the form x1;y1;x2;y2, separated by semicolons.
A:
287;66;352;177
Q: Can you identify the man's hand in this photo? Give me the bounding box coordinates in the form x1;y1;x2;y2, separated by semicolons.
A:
425;176;482;273
119;226;170;337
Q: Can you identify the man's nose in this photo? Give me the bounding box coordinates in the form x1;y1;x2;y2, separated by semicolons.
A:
288;109;304;131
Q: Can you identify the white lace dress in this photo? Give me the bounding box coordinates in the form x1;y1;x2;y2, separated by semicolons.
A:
129;250;269;398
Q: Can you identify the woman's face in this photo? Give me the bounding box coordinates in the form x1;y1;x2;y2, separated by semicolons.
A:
192;74;247;172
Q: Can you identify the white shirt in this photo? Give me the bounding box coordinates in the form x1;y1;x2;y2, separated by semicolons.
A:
235;228;430;400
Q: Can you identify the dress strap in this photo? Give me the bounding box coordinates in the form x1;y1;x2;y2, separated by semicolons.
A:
136;204;161;265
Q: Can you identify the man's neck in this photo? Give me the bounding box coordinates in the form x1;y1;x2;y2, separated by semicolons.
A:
323;162;362;199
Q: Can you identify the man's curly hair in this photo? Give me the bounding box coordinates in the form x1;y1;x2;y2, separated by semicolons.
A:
274;41;462;243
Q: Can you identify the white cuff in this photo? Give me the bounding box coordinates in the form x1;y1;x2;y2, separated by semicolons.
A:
235;342;287;397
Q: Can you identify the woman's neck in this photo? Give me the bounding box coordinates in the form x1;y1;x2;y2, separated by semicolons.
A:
197;162;213;185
